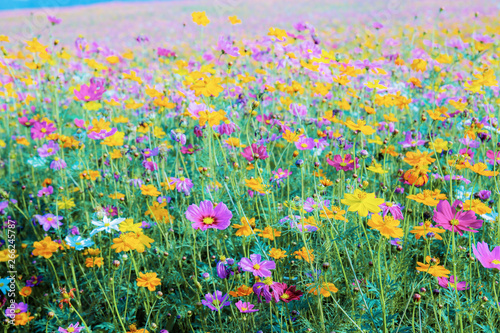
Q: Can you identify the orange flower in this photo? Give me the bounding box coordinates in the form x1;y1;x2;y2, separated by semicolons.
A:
140;184;161;197
463;199;492;215
293;247;314;263
14;312;34;326
367;214;404;239
403;166;429;187
136;272;161;291
232;217;256;237
20;286;32;297
416;256;450;278
229;284;254;297
307;282;338;297
257;226;281;240
320;205;346;221
406;189;447;206
32;236;59;259
381;145;398;157
85;257;104;268
403;150;435;167
410;221;445;240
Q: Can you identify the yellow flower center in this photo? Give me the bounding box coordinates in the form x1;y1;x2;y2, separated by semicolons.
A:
104;222;110;227
263;277;274;285
357;192;367;200
48;148;53;153
241;307;248;311
41;128;47;133
340;162;347;167
212;299;220;307
448;282;456;289
491;259;500;264
203;217;214;225
180;177;186;181
450;219;460;226
301;143;308;148
85;95;90;100
385;202;393;207
47;217;53;222
253;264;261;270
68;328;75;333
281;293;290;299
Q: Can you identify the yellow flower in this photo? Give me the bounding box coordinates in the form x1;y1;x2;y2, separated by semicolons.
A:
192;11;210;26
344;119;375;135
32;237;59;259
256;226;281;240
56;197;75;210
341;190;384;217
244;178;270;194
119;218;143;233
428;138;448;153
367;163;388;174
232;217;255;237
228;16;241;24
140;184;161;197
136;272;161;291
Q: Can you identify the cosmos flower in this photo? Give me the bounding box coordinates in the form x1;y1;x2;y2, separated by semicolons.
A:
185;200;233;230
341;190;384;217
472;242;500;270
437;276;468;290
65;236;94;251
90;216;125;236
34;214;63;231
327;154;359;171
241;144;269;162
169;177;194;196
235;300;259;313
433;200;483;235
201;290;230;311
239;254;276;277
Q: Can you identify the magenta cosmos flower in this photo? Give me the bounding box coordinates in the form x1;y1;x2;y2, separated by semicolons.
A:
185;200;232;230
235;300;259;313
239;254;276;277
433;200;483;235
472;242;500;270
327;154;358;171
74;78;106;102
31;121;56;140
241;144;269;162
437;276;468;291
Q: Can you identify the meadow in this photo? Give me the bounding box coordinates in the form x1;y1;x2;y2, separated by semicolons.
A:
1;0;500;332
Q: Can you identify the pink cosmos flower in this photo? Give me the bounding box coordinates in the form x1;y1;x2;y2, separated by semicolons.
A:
31;121;56;140
74;78;106;102
239;254;276;277
185;200;232;230
37;141;59;157
295;137;315;151
327;154;358;171
433;200;483;235
437;276;468;290
486;150;500;165
379;202;404;220
241;144;269;162
170;177;194;196
472;241;500;270
235;300;259;313
34;214;63;231
58;322;83;333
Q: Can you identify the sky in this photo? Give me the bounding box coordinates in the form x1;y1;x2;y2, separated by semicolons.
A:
0;0;171;11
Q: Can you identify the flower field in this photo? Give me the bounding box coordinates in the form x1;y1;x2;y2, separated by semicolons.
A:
1;0;500;332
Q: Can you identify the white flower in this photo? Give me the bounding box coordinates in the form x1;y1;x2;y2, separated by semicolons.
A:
90;216;125;236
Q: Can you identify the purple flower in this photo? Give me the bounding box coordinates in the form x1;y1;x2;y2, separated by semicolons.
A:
289;103;307;118
433;200;483;235
50;157;67;170
37;186;54;197
235;300;259;313
472;241;500;270
5;302;28;317
217;261;233;279
129;178;144;188
47;15;62;25
185;200;233;231
303;197;330;213
37;141;59;157
201;290;230;311
379;202;404;220
26;275;42;287
58;322;84;333
271;168;291;184
34;214;63;231
398;131;426;148
253;280;286;303
437;276;468;290
142;158;158;171
217;35;239;57
239;254;276;277
241;144;269;162
477;190;491;201
170;177;194;196
327;154;358;171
